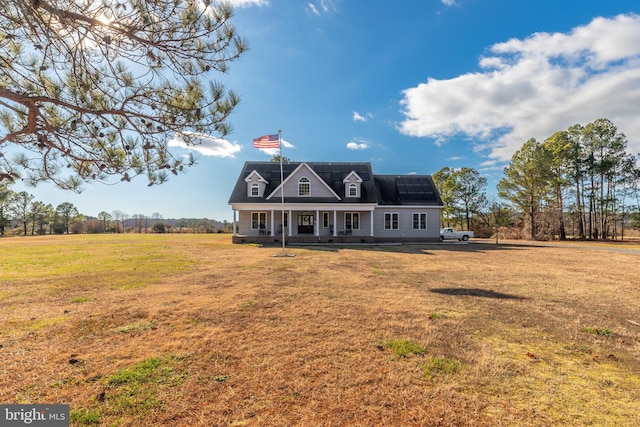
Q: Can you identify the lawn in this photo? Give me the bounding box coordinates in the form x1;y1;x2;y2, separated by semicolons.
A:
1;234;639;426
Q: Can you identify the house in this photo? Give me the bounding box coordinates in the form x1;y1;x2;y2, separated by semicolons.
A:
228;161;443;244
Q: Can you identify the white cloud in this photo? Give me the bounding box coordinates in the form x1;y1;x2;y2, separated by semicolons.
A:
224;0;268;7
353;111;366;122
168;132;241;157
352;111;373;122
306;0;337;16
477;159;504;172
441;0;456;6
307;2;319;15
399;13;640;162
346;138;370;150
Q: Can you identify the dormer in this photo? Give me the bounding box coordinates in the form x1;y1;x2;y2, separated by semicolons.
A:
245;170;268;198
343;171;363;198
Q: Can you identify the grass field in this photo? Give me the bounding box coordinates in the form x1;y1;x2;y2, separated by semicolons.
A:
1;234;639;426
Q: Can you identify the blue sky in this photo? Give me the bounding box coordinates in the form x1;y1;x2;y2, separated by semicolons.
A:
15;0;640;220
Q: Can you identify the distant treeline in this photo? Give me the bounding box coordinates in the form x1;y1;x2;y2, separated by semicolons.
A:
0;184;232;236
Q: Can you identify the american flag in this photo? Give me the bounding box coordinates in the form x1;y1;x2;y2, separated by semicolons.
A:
253;134;280;149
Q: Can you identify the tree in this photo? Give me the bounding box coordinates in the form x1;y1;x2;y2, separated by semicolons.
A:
0;1;246;189
97;211;113;233
10;191;34;235
432;167;487;230
56;202;79;234
454;167;487;231
482;200;512;244
566;124;586;238
28;200;52;235
111;209;128;233
498;138;551;240
581;119;628;239
0;183;13;235
271;155;290;163
132;213;148;233
70;212;87;234
616;155;639;239
543;131;573;240
432;167;459;227
85;218;104;233
42;203;56;234
498;119;638;240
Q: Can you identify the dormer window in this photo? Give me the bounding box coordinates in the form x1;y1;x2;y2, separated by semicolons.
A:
298;177;310;196
245;170;268;198
343;171;362;198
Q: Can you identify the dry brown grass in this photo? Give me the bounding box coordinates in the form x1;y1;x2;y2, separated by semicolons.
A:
1;234;639;426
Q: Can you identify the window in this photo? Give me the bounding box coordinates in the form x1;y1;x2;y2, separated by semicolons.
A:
348;183;358;197
412;213;427;230
250;183;259;196
298;177;310;196
251;212;266;230
345;212;360;230
384;213;399;230
322;212;329;228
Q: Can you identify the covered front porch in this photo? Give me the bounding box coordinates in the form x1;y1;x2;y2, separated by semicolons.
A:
231;205;375;243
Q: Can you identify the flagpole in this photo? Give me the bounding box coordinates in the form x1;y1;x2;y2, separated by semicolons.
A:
278;129;286;255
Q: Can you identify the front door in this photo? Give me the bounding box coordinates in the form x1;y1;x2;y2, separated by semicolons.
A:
298;214;314;234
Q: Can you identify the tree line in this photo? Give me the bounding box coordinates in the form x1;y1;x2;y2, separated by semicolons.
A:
433;118;640;240
0;184;231;236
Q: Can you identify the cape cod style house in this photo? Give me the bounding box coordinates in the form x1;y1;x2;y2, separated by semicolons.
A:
228;161;443;244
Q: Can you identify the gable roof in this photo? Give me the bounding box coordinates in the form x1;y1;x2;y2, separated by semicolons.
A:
228;161;443;206
343;170;363;183
266;162;341;201
244;170;268;183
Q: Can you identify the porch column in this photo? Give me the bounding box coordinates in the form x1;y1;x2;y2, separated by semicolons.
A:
270;210;275;236
333;211;337;236
370;208;374;236
288;210;293;237
232;209;237;235
315;209;320;236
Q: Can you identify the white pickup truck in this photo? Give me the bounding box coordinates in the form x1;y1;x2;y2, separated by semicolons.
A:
440;227;474;242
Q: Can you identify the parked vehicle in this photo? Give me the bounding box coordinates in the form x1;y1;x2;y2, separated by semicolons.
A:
440;227;474;242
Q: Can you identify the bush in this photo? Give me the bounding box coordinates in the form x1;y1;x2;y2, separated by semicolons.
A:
152;222;166;233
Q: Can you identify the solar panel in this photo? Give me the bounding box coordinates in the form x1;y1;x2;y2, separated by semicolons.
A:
396;177;436;202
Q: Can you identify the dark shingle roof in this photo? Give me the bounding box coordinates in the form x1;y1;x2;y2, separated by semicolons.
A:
374;175;442;205
228;162;442;206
